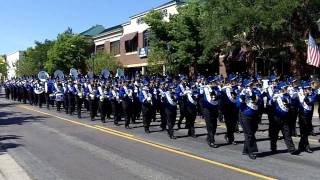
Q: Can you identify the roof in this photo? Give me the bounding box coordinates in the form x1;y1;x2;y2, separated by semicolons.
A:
80;25;105;37
129;0;185;19
93;24;123;39
100;24;123;34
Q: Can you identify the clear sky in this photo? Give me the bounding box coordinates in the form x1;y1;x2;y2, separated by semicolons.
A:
0;0;169;55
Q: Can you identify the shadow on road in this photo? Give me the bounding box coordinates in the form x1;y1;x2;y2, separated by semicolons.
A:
0;111;45;126
0;135;23;155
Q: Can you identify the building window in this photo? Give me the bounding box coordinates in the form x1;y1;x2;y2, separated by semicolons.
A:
125;36;138;53
96;44;104;53
143;30;150;47
110;41;120;55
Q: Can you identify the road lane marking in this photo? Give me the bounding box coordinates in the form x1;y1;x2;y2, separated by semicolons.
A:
94;125;135;137
18;104;276;180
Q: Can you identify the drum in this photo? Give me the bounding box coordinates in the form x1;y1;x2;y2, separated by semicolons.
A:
55;93;64;101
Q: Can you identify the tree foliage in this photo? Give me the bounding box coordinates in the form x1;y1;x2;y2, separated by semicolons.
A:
146;0;319;75
15;40;54;76
0;56;8;78
46;28;94;74
86;52;122;75
145;1;204;76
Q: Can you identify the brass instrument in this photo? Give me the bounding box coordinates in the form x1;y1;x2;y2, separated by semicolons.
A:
34;82;45;94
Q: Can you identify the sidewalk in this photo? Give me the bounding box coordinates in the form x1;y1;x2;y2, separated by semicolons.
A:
0;152;31;180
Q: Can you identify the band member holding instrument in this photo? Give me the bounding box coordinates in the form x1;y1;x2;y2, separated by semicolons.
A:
221;74;239;145
164;83;178;139
89;81;98;121
68;79;76;116
97;81;108;123
176;76;187;129
74;79;84;118
297;82;315;153
54;81;64;112
109;81;122;126
270;82;298;155
202;76;220;148
287;77;299;137
139;80;154;133
119;79;133;129
185;83;198;138
237;79;263;159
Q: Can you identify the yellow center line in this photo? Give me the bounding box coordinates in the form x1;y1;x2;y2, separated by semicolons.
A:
18;105;277;180
94;125;135;137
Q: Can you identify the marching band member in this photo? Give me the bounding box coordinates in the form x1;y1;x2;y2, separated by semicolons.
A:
97;81;108;123
237;79;263;159
297;82;315;153
109;81;121;126
164;83;178;139
119;79;134;129
202;76;220;148
132;79;141;124
62;80;69;114
74;79;84;118
184;83;198;138
139;80;154;133
221;74;239;145
270;82;298;155
287;77;299;136
52;80;64;112
67;79;76;116
88;81;98;121
34;80;45;108
158;80;167;131
264;75;277;137
176;76;187;129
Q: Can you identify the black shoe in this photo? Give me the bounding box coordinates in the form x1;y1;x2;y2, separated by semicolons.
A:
242;152;248;155
231;141;237;145
290;150;300;155
78;115;81;119
248;154;256;160
177;124;181;129
310;131;316;136
170;135;177;139
114;122;120;126
102;120;106;123
305;148;313;153
208;142;218;148
160;127;166;131
125;125;131;129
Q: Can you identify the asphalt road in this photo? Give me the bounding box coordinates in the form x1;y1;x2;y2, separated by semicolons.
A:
1;93;320;180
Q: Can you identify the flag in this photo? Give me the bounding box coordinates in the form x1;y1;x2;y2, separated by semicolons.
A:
307;34;320;67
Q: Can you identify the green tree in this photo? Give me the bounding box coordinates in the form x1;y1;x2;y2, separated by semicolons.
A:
15;40;54;76
145;1;206;76
201;0;320;75
87;52;122;75
16;53;38;77
46;28;94;74
0;56;8;79
144;10;173;74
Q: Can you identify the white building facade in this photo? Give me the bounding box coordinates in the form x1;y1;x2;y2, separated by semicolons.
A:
6;51;23;79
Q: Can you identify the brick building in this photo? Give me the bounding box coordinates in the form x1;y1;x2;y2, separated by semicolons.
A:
93;0;184;75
